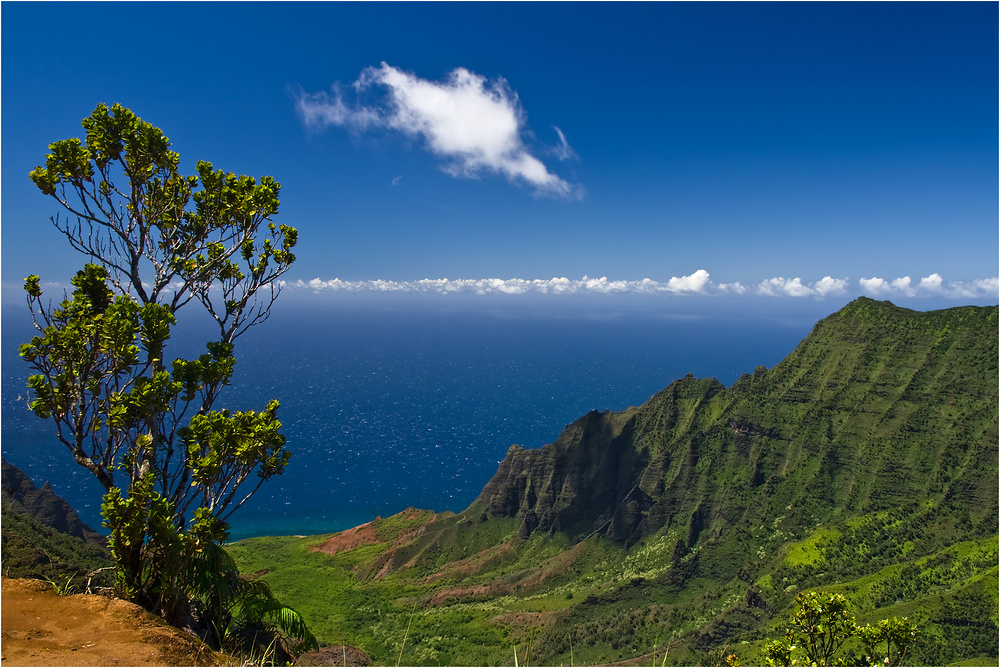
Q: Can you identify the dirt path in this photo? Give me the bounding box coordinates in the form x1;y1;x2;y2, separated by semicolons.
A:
1;578;228;666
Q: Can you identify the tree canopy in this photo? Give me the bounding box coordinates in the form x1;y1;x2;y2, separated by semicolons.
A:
20;104;312;650
760;591;918;667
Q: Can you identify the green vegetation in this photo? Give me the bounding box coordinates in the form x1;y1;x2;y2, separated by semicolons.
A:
759;591;917;666
230;298;997;665
230;504;997;665
185;541;318;661
18;104;314;654
1;497;113;591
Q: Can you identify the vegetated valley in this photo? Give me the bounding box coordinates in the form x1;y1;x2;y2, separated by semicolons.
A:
228;298;994;665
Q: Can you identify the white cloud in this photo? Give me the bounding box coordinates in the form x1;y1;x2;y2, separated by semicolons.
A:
919;273;944;293
859;276;892;296
934;274;1000;299
944;277;1000;299
549;276;573;293
974;277;999;293
551;126;578;162
295;83;382;131
287;275;693;296
813;276;849;297
889;276;917;297
285;271;796;298
754;276;847;298
579;275;630;293
718;281;748;295
857;273;999;299
757;277;814;297
29;269;1000;303
667;269;712;293
296;63;580;198
280;271;999;301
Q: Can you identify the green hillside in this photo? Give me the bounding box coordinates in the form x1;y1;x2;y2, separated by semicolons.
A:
229;298;998;665
1;495;112;590
1;459;112;590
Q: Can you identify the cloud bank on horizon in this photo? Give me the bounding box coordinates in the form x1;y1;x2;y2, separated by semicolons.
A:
285;270;999;300
295;63;581;198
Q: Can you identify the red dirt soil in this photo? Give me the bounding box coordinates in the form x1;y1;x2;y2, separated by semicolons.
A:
309;521;380;556
1;577;228;667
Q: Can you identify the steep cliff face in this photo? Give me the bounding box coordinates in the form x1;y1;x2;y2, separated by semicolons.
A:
473;298;999;555
476;375;727;545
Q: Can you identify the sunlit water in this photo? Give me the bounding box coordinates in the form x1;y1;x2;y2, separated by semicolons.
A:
2;296;834;540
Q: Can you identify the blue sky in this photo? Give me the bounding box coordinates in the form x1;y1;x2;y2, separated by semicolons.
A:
2;1;997;308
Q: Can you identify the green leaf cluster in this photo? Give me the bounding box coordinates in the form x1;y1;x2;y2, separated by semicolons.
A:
26;103;296;337
761;591;918;666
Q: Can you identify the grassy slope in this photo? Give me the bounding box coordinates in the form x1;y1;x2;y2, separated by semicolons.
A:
229;299;998;666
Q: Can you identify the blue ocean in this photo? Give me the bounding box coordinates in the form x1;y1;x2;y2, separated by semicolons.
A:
1;296;835;540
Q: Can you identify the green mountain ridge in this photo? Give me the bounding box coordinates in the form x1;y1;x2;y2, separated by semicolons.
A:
229;298;998;665
478;297;998;543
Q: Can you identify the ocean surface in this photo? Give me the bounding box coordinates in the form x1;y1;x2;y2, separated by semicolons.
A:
2;296;838;540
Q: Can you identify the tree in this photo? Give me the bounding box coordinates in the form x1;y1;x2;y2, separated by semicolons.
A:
857;617;919;667
20;103;306;640
761;591;918;667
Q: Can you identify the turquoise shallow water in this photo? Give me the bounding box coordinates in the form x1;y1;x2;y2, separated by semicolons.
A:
2;298;825;540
